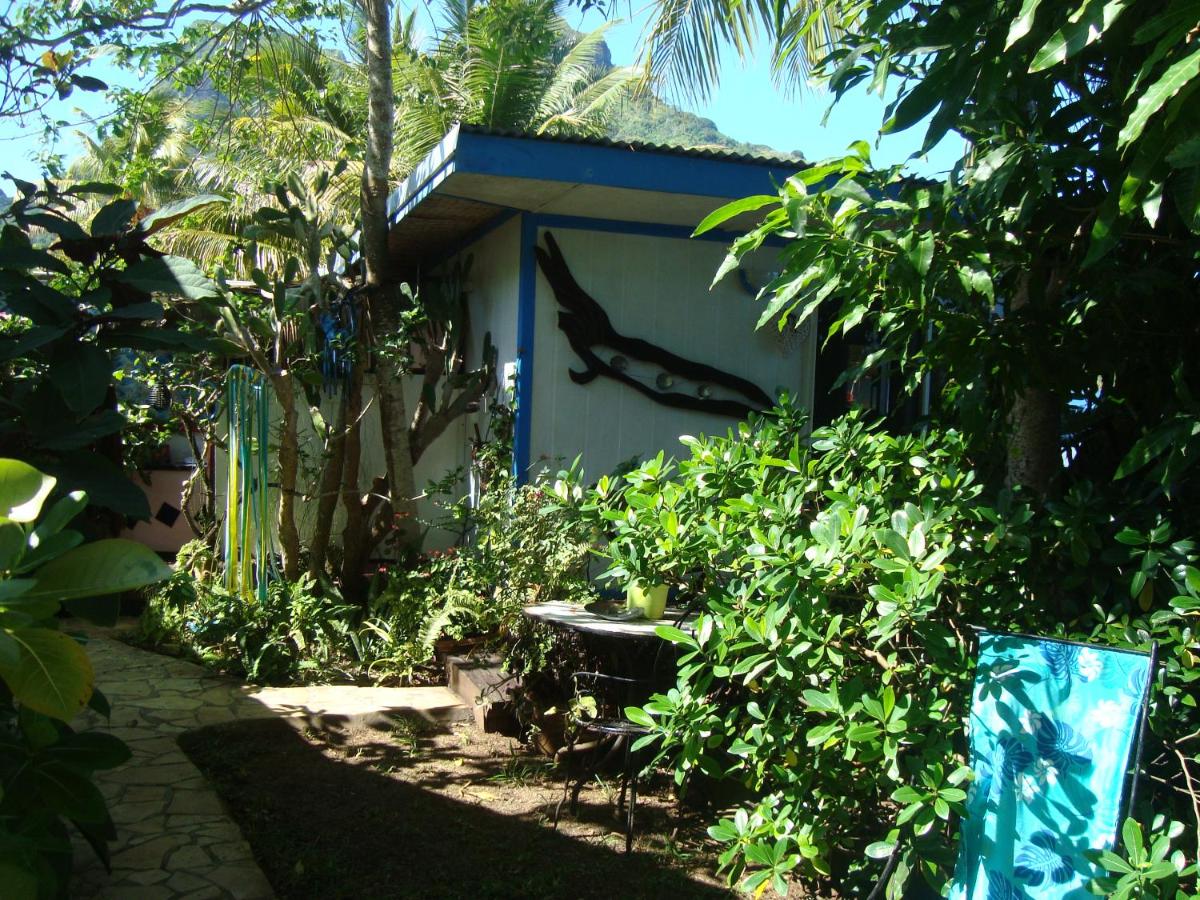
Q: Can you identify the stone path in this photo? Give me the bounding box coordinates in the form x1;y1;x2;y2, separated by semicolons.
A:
69;626;468;899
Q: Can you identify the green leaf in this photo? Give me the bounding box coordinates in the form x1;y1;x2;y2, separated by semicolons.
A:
846;723;882;742
624;706;655;727
0;862;37;899
1029;0;1130;72
883;69;949;134
0;459;56;522
41;454;150;519
806;722;841;745
802;689;839;712
47;342;110;414
865;840;897;860
0;245;70;275
33;491;87;540
24;539;170;602
694;195;778;236
32;760;109;822
89;198;137;236
0;627;93;720
908;232;934;277
1120;45;1200;149
1005;0;1045;48
45;731;131;770
137;194;228;236
115;256;221;300
654;625;696;646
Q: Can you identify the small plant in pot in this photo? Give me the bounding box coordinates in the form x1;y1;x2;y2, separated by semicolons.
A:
591;453;682;620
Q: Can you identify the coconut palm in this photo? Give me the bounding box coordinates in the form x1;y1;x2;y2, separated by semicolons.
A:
393;0;635;172
84;0;633;274
635;0;846;102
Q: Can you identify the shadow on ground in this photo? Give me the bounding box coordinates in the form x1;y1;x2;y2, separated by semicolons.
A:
178;715;732;900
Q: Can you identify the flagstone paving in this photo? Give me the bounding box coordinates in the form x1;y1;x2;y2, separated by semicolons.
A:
68;625;469;899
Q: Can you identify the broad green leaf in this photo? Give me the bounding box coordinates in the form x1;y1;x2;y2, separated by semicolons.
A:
41;454;150;519
0;862;37;900
45;731;131;770
1120;46;1200;149
0;579;34;602
47;342;110;414
0;521;25;570
23;539;171;602
0;459;56;522
32;760;109;822
0;627;93;720
33;491;87;540
115;255;221;300
0;245;70;275
138;194;228;236
694;195;778;236
89;198;137;236
14;530;84;575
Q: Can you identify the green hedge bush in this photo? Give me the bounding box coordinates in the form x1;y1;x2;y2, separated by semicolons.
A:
586;404;1198;897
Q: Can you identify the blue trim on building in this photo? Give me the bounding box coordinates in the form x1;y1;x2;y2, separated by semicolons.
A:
385;127;805;227
513;213;538;484
455;131;798;201
526;212;784;246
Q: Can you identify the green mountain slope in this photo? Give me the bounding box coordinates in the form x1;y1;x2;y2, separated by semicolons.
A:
606;96;802;161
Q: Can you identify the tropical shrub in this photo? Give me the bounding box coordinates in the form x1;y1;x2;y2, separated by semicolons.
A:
597;405;1198;897
0;178;228;522
0;459;171;895
364;464;597;679
140;567;363;685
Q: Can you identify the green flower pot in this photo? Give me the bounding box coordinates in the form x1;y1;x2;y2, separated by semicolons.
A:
626;582;669;619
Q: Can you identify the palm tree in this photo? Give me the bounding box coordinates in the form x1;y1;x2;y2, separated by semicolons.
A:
635;0;846;102
392;0;634;172
78;1;633;274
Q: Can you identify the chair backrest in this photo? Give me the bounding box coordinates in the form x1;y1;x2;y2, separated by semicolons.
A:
949;630;1154;899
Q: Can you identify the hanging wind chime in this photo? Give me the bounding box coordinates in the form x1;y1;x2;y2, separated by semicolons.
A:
223;364;273;603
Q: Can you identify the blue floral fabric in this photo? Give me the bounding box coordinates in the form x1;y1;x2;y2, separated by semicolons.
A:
949;631;1152;900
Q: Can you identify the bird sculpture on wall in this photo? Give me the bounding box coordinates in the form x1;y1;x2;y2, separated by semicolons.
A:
534;231;774;419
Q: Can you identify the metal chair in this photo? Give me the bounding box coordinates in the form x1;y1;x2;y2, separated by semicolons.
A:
552;670;652;853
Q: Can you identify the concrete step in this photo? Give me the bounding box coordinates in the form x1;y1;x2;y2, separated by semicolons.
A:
445;654;521;733
244;684;473;729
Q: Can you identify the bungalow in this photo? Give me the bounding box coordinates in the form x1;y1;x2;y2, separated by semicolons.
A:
387;124;821;488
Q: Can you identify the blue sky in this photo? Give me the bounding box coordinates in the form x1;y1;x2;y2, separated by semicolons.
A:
0;2;962;186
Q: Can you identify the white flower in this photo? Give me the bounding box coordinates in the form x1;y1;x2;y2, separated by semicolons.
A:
1034;758;1059;788
1018;773;1040;802
1076;648;1103;681
1093;699;1126;730
1021;710;1045;734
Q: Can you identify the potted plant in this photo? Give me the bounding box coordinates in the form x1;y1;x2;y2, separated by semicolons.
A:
591;455;682;620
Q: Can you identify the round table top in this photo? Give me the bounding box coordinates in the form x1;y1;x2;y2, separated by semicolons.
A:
522;600;699;639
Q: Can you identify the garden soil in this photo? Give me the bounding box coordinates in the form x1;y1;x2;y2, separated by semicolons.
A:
178;714;734;899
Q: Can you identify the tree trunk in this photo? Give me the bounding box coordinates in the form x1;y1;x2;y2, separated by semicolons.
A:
308;389;349;581
1004;272;1061;496
339;365;367;600
361;0;422;555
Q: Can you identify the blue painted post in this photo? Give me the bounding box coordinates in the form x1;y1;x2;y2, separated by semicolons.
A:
514;214;538;483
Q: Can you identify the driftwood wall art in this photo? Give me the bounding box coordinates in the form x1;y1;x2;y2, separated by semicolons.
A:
534;231;773;419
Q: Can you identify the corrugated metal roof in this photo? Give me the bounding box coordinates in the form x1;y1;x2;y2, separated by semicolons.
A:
456;124;805;170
